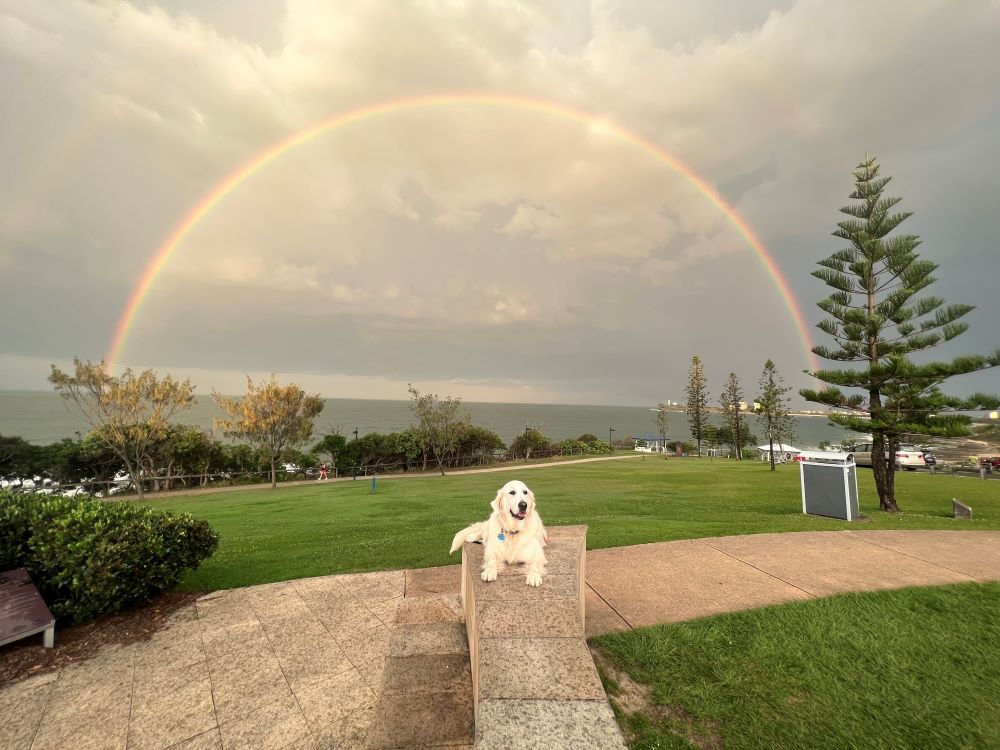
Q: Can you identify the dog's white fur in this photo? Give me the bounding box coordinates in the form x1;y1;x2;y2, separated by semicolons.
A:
449;479;548;586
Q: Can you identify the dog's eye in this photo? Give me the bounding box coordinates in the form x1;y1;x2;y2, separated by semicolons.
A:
523;490;528;494
508;490;516;495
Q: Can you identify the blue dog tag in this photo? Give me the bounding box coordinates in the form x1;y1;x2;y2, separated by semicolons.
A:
497;532;506;541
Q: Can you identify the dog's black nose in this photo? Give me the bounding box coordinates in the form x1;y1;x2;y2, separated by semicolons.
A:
518;500;527;511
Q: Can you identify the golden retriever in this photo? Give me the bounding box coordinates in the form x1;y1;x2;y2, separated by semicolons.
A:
449;479;548;586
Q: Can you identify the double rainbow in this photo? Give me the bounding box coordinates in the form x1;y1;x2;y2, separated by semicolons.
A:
106;93;815;371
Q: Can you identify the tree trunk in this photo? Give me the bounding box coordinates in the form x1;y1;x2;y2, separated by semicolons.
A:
270;458;277;488
768;428;776;471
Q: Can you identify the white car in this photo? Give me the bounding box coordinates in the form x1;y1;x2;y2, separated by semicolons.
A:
894;445;925;471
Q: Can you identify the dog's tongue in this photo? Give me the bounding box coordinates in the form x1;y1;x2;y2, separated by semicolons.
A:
515;511;526;519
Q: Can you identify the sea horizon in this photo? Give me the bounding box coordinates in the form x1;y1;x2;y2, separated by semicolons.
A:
1;389;854;448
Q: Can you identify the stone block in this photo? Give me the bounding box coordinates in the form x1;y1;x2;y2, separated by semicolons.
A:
953;498;972;519
475;598;582;639
380;653;472;696
478;638;606;701
388;622;468;657
365;689;474;749
405;564;461;597
475;699;627;749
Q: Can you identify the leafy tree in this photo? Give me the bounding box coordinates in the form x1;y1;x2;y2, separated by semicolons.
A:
407;384;468;475
0;434;42;478
510;428;551;460
314;432;348;477
720;373;746;460
756;360;794;471
49;358;195;499
685;356;710;456
801;155;999;511
214;375;324;488
455;425;505;466
655;404;669;459
715;422;757;459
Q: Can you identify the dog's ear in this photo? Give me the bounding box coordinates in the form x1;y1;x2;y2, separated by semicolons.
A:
490;487;504;513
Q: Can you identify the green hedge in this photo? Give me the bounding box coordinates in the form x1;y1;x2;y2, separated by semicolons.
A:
0;491;218;623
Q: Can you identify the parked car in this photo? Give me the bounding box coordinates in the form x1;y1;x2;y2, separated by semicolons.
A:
980;456;1000;470
847;443;875;467
848;442;925;470
894;445;924;471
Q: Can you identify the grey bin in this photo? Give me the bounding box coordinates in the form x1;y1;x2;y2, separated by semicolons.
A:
799;451;859;521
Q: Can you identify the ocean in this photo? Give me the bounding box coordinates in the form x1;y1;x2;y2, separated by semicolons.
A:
0;390;853;448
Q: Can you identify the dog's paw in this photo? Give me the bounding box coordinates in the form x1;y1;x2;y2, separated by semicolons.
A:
481;568;498;582
525;571;542;587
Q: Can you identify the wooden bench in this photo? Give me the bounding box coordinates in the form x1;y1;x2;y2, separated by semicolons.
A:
1;568;55;649
461;525;627;749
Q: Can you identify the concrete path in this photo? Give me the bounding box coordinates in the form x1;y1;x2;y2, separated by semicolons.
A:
153;454;641;499
3;530;998;749
583;529;1000;635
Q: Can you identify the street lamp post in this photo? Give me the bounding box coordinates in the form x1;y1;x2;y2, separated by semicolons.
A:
609;427;615;453
524;423;529;464
352;428;359;480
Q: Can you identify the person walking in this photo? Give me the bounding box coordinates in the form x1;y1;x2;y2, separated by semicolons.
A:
319;462;328;481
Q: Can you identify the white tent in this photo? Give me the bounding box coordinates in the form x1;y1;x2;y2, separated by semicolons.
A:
756;444;803;462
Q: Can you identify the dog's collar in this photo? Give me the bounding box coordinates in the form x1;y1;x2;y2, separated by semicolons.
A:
497;528;520;541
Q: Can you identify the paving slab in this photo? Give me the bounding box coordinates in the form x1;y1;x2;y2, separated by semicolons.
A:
475;699;627;749
217;693;310;750
844;530;1000;581
587;538;813;627
584;585;631;637
703;531;975;598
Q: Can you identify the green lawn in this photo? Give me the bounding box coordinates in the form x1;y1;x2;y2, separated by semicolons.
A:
145;458;1000;590
593;582;1000;749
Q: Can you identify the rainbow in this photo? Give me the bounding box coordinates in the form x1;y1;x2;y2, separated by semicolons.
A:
106;93;816;370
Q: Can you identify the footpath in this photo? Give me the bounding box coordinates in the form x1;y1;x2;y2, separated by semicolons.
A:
138;453;642;499
2;529;998;749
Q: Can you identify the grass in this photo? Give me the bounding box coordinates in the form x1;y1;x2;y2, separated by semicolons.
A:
144;458;1000;591
593;582;1000;749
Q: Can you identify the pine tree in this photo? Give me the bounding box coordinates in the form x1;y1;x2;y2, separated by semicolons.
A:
720;373;745;460
756;360;793;471
685;356;710;456
655;404;669;459
801;155;999;511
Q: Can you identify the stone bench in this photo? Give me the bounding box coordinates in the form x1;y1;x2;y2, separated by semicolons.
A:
461;525;627;749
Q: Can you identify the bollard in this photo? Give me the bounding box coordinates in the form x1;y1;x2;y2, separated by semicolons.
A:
981;467;987;481
371;476;377;494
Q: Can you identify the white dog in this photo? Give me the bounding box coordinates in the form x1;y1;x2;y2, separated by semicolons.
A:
449;479;548;586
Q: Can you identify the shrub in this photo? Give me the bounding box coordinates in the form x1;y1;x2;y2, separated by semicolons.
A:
0;491;218;623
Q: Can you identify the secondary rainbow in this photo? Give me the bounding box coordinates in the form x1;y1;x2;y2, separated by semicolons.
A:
107;93;817;370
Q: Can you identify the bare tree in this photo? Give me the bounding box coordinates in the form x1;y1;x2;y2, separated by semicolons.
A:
655;403;669;459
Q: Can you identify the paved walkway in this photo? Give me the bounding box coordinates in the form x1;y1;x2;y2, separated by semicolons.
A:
154;454;641;499
2;530;998;749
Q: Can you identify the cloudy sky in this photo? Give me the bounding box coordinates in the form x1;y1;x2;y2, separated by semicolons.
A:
1;0;998;406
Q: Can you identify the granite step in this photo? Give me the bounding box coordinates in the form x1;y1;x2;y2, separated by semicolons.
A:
365;596;475;749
